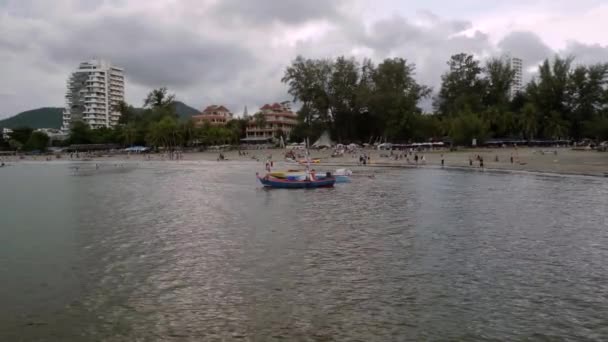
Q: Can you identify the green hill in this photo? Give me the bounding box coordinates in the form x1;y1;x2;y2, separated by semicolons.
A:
0;107;63;129
174;101;199;120
0;101;200;129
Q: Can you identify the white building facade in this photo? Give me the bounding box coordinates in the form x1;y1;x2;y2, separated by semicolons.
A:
62;60;124;131
509;57;523;99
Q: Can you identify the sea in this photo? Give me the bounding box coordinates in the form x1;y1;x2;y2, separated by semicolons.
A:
1;160;607;341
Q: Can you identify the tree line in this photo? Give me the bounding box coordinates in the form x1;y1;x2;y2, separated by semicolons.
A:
283;54;608;145
0;88;249;152
67;88;249;150
2;52;608;152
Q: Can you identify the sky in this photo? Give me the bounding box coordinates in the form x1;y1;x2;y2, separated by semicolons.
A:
1;0;608;118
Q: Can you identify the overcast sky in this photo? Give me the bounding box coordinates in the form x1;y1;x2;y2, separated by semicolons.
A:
1;0;608;118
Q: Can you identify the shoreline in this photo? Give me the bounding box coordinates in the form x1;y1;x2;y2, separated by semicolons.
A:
2;147;607;178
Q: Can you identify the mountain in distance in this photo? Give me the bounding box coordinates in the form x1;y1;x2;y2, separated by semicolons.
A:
173;101;200;120
0;107;64;129
0;101;200;129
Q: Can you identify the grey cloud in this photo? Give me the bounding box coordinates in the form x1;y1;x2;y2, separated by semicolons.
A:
211;0;345;25
345;14;491;92
497;31;553;68
40;14;255;89
562;41;608;66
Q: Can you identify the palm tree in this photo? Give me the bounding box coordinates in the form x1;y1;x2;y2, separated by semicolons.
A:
143;87;176;109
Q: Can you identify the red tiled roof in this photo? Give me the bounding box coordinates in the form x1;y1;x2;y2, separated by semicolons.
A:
201;105;217;113
201;104;231;115
260;104;272;110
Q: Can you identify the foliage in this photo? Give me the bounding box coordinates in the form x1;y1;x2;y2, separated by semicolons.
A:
24;131;50;151
435;53;485;117
282;55;430;143
9;127;33;146
144;87;176;110
67;121;94;144
448;110;489;145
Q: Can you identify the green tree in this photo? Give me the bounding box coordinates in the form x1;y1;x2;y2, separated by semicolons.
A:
143;87;177;120
566;63;608;139
9;127;33;146
483;58;515;109
282;56;332;127
369;58;431;141
435;53;485;117
583;117;608;140
67;121;93;144
327;56;360;142
226;118;249;140
146;116;180;150
144;87;176;109
448;110;489;145
24;131;50;151
526;56;573;138
519;103;539;139
115;101;138;124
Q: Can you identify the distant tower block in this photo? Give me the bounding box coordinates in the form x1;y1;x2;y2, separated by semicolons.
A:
62;59;124;131
508;56;523;99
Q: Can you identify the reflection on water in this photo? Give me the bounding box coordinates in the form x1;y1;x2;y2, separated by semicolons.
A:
1;161;608;340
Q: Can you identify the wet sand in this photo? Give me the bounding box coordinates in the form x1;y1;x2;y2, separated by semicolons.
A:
2;147;607;177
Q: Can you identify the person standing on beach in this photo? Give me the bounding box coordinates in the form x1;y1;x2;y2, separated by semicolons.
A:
469;157;473;166
441;154;445;167
414;154;419;164
480;157;484;168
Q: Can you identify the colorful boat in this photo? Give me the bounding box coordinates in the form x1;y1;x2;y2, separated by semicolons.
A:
268;169;352;183
257;173;335;189
298;159;321;164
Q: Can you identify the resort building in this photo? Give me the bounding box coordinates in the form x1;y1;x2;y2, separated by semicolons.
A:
243;102;298;143
509;56;523;99
192;105;233;126
36;128;68;141
2;128;13;140
62;59;125;131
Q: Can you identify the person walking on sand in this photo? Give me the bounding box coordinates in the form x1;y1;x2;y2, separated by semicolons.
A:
414;154;419;164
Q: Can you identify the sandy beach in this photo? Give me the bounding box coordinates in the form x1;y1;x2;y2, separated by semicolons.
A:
2;146;607;178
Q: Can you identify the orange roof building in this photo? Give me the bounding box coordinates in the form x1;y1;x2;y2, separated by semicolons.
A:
244;101;298;142
192;105;233;126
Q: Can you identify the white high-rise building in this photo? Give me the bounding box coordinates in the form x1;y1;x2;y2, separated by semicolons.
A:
62;60;124;131
509;56;523;99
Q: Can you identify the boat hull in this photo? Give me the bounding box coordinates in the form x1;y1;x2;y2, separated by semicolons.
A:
258;175;335;189
268;170;351;183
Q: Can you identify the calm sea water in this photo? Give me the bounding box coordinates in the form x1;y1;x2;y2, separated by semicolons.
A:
1;161;607;341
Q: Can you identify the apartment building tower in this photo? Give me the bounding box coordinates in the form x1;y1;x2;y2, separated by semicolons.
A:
62;59;124;131
509;57;523;99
